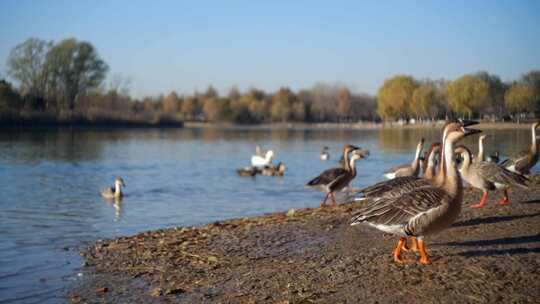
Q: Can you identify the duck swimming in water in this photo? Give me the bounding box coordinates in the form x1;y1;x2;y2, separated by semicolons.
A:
101;177;125;199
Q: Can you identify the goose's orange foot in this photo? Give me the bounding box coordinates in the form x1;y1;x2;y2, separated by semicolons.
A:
470;191;488;209
498;197;509;205
403;237;419;252
393;237;413;264
470;202;486;209
418;239;430;265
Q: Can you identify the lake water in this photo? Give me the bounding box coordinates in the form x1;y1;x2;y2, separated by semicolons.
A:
0;125;537;303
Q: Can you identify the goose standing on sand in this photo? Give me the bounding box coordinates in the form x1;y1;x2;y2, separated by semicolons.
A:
500;122;540;174
351;120;481;264
251;150;274;167
307;145;367;208
101;177;126;199
353;142;440;252
455;145;529;208
383;138;425;179
320;146;330;160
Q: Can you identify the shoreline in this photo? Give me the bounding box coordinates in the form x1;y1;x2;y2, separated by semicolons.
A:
185;121;537;130
0;120;536;130
70;178;540;303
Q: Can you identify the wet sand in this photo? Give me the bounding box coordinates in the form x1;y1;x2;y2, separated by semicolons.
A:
70;179;540;303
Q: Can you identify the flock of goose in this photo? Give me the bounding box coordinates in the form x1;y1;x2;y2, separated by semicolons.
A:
307;120;538;264
99;120;539;265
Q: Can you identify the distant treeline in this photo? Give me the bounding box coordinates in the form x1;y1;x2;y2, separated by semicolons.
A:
1;37;539;126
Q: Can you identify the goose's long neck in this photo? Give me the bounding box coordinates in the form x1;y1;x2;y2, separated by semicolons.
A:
343;149;351;171
411;143;422;171
436;136;461;195
459;149;472;175
478;138;485;161
425;149;438;180
531;126;538;154
349;157;358;177
114;182;122;196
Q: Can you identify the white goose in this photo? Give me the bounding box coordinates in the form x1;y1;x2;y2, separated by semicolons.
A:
251;150;274;167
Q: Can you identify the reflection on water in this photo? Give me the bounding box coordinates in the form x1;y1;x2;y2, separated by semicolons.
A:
0;125;537;303
102;197;123;222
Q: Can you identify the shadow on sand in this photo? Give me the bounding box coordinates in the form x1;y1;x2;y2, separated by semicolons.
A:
441;233;540;257
452;212;540;227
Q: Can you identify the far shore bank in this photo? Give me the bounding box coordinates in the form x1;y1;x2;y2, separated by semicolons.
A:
184;120;537;130
1;119;536;130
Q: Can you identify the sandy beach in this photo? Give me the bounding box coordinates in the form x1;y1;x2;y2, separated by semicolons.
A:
69;175;540;303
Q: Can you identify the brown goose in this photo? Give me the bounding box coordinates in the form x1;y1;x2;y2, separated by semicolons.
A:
307;145;367;208
383;138;425;179
455;145;529;208
351;120;481;265
355;142;440;252
500;122;540;174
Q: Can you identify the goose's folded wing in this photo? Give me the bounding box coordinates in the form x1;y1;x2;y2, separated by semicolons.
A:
501;151;528;168
351;186;448;226
474;162;529;188
358;176;427;198
306;167;347;186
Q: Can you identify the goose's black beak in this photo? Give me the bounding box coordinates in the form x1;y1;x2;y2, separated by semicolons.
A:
459;119;481;136
459;119;478;127
463;127;482;136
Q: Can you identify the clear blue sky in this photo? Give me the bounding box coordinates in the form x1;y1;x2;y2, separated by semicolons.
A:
1;1;539;98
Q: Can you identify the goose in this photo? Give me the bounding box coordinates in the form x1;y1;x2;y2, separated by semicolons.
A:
101;177;125;199
351;120;481;264
383;138;425;179
455;145;529;208
307;145;367;208
251;150;274;167
261;162;286;176
500;122;540;174
354;142;440;253
320;146;330;161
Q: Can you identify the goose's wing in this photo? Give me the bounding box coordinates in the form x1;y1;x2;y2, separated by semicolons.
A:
306;167;347;187
474;161;529;189
500;151;529;171
358;176;428;198
351;186;448;227
383;163;410;174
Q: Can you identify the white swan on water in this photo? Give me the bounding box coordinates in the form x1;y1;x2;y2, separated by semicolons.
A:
251;150;274;167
